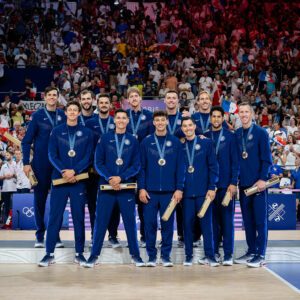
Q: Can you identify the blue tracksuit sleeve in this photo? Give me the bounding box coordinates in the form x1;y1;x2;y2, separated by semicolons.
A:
94;136;112;182
73;131;93;174
230;134;239;185
21;113;38;165
137;140;146;189
259;130;272;181
176;143;185;191
119;139;141;181
48;130;65;174
207;140;219;190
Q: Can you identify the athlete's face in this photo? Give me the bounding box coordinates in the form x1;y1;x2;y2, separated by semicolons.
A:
153;116;168;132
197;92;211;111
65;105;80;122
181;119;196;138
45;89;58;107
98;97;110;114
164;92;178;110
128;92;141;109
80;93;93;111
114;112;129;130
238;105;253;126
210;110;224;130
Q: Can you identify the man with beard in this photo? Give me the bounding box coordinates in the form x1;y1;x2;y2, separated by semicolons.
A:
85;94;120;248
22;87;66;248
126;87;154;247
78;90;96;126
206;107;239;266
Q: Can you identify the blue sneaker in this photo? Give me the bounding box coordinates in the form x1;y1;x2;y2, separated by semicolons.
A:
198;256;220;267
38;254;55;267
183;257;193;266
84;255;99;268
234;253;255;265
247;255;266;268
222;255;233;266
108;237;122;249
131;256;146;267
74;253;87;266
161;258;173;267
34;240;44;248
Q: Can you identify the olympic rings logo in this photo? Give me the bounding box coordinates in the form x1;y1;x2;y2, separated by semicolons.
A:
22;207;34;218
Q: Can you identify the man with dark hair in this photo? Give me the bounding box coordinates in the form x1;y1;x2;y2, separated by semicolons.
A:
234;102;272;267
39;101;94;267
181;117;219;267
22;86;66;248
79;89;96;125
85;109;144;268
206;106;239;266
85;94;120;248
139;110;185;267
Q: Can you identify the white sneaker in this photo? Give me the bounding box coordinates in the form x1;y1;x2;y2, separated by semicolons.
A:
34;240;44;248
222;255;233;266
146;259;157;267
234;253;255;265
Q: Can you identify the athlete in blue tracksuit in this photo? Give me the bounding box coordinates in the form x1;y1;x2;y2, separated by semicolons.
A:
78;89;97;126
234;102;272;268
206;106;239;266
85;109;144;267
22;87;66;247
180;117;219;266
38;101;94;267
126;87;154;246
139;110;185;267
164;90;187;244
192;91;229;134
85;94;119;245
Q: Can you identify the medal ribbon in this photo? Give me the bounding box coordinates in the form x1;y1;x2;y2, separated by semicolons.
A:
80;115;85;126
129;109;144;136
99;116;112;134
185;137;197;167
167;112;180;135
115;133;126;159
199;114;210;133
67;127;77;152
242;124;254;153
211;128;224;155
154;134;167;160
44;108;58;127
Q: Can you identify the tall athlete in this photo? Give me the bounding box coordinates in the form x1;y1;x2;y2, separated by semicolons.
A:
139;110;185;267
85;94;120;248
234;102;272;267
164;90;186;246
206;106;239;266
38;101;94;267
85;109;144;267
126;87;154;247
22;87;66;247
181;117;219;267
78;90;96;126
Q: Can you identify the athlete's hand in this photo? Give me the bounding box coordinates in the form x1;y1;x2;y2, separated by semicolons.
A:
139;189;150;204
62;169;75;180
227;184;237;197
23;165;32;177
255;180;266;192
109;176;121;186
181;110;190;118
206;189;216;201
172;190;183;203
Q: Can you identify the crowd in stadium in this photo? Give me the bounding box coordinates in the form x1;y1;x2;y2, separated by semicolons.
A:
0;0;300;228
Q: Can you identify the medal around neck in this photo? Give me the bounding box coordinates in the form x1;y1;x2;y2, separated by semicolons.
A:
68;149;76;157
188;166;195;173
158;158;166;166
242;151;248;159
116;158;124;166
